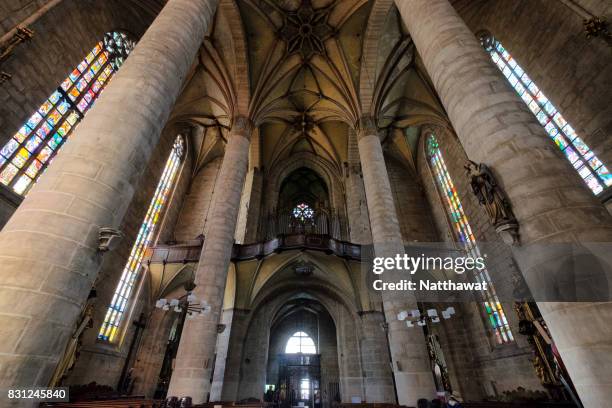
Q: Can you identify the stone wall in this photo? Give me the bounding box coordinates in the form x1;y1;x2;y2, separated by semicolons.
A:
385;151;438;243
173;158;222;241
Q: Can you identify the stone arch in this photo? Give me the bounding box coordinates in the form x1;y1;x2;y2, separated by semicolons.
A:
265;152;347;235
359;0;395;115
235;281;366;403
219;0;251;117
246;251;358;309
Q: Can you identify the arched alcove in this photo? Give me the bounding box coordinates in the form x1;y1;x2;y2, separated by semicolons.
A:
278;167;330;211
266;299;340;408
265;166;348;238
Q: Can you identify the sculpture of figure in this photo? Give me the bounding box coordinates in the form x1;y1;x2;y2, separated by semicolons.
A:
48;302;95;387
465;161;512;224
465;160;519;244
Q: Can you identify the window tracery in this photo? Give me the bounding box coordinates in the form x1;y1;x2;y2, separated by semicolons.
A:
285;331;317;354
292;202;315;222
98;136;184;342
481;34;610;195
427;134;514;344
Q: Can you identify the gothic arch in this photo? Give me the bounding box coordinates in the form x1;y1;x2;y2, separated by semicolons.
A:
265;151;346;218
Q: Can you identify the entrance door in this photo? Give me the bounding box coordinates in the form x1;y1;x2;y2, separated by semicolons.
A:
278;354;321;408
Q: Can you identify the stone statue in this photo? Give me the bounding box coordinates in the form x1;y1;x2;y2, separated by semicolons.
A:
48;302;95;387
465;160;519;245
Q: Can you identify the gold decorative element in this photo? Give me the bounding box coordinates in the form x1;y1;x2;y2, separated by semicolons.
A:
0;26;34;85
49;302;95;387
584;16;611;42
514;302;578;401
0;26;34;63
426;334;452;393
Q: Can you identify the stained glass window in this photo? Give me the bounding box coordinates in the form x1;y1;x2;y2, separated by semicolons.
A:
292;202;314;222
481;35;611;195
427;134;514;344
98;136;185;342
285;331;317;354
0;32;135;196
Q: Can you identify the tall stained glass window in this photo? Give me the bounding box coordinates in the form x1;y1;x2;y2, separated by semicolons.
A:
0;32;135;195
427;134;514;344
98;137;185;342
481;34;611;195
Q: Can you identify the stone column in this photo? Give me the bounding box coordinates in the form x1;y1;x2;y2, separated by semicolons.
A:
167;118;252;403
0;0;218;392
395;1;612;407
357;116;436;405
346;128;372;244
210;309;234;401
359;312;395;403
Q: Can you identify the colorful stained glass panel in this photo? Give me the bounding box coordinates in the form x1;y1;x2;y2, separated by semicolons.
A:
483;35;609;195
98;137;184;342
428;134;514;344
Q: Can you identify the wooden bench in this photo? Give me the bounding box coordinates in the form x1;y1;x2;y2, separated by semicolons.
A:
40;399;160;408
333;403;413;408
462;402;577;408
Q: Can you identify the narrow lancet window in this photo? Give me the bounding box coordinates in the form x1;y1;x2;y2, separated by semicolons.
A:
481;34;610;195
0;32;135;195
427;134;514;344
98;136;185;342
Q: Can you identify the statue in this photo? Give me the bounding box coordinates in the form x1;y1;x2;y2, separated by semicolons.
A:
465;160;519;245
48;302;95;387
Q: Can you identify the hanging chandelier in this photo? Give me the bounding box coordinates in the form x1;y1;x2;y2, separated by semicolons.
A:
155;290;211;319
397;307;456;327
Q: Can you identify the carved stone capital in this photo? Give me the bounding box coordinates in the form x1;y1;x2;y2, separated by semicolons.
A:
231;115;254;139
357;115;378;139
583;16;611;40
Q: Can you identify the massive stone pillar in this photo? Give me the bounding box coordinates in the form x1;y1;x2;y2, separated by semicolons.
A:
346;128;372;245
357;116;436;405
395;1;612;406
0;0;218;393
359;312;395;403
209;309;234;401
167;118;252;403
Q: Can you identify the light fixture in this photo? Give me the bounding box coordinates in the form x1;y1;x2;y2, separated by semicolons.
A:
397;307;455;327
155;291;211;318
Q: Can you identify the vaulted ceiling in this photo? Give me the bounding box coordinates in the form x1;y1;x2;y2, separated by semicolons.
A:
157;0;455;175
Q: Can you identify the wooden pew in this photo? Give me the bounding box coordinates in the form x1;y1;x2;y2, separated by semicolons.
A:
462;402;577;408
40;399;160;408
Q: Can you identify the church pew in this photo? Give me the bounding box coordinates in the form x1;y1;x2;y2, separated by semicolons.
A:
462;402;577;408
333;403;414;408
40;399;160;408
